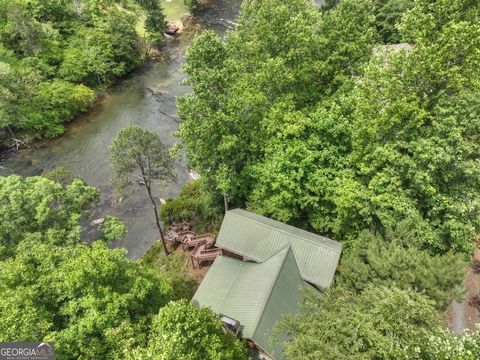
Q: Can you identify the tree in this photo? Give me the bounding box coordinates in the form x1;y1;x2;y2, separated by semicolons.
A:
31;79;94;137
177;0;377;208
0;0;153;139
282;286;442;360
372;0;413;43
0;60;18;132
0;175;98;259
100;7;142;74
179;0;480;255
142;249;199;300
128;299;248;360
419;329;480;360
109;125;176;255
0;0;60;58
337;226;467;310
136;0;166;45
399;0;480;45
321;0;414;43
345;7;480;254
59;27;120;86
0;60;93;138
0;173;202;359
100;215;128;242
159;178;224;234
0;240;172;359
184;0;199;12
43;166;76;185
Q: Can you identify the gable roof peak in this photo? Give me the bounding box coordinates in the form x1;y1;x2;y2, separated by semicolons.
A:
217;209;342;288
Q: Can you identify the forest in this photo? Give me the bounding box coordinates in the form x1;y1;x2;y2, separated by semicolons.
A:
175;0;480;357
0;0;165;139
0;0;480;359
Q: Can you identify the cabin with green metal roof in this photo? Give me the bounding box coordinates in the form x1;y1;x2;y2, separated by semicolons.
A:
216;208;342;289
191;209;342;359
192;247;305;359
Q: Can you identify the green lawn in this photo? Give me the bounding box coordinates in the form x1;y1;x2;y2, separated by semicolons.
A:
135;0;189;38
163;0;189;22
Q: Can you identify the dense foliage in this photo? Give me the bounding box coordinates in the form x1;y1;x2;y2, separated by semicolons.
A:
0;174;98;259
422;329;480;360
178;0;480;256
372;0;413;43
160;178;224;233
0;0;165;139
323;0;413;43
177;1;479;356
282;286;441;359
128;300;248;360
184;0;200;12
142;244;199;300
2;0;479;358
0;174;246;359
283;286;480;360
0;240;171;359
337;225;467;310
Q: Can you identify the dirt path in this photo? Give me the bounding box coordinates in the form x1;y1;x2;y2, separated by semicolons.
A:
446;250;480;333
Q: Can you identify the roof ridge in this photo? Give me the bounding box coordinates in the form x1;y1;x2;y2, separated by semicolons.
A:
251;247;292;338
229;210;341;252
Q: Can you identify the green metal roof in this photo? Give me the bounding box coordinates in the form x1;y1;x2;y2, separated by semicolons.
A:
216;209;342;288
192;247;305;359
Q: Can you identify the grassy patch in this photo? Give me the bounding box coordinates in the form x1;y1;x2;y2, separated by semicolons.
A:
142;241;199;300
163;0;189;22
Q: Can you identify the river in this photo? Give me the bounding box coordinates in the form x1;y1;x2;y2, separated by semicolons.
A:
0;0;242;259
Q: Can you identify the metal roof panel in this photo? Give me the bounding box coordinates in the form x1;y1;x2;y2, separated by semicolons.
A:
216;209;342;288
192;248;305;359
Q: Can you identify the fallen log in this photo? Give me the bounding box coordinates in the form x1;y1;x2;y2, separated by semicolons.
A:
11;138;31;150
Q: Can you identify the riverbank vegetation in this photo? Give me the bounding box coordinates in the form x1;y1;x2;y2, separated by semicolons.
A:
1;0;480;358
160;178;224;233
176;0;480;356
0;173;245;358
178;0;480;258
0;0;167;140
184;0;200;13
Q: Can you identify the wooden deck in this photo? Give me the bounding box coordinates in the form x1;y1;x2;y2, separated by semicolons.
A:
166;222;222;269
191;242;223;269
182;233;215;250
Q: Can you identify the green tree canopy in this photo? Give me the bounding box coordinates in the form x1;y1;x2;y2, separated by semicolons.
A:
179;0;480;256
372;0;413;43
282;286;441;360
178;0;377;208
128;299;248;360
337;226;467;310
0;240;172;359
59;27;121;86
419;329;480;360
322;0;414;44
0;175;98;259
0;0;165;139
159;178;224;233
0;173;219;359
344;9;480;254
